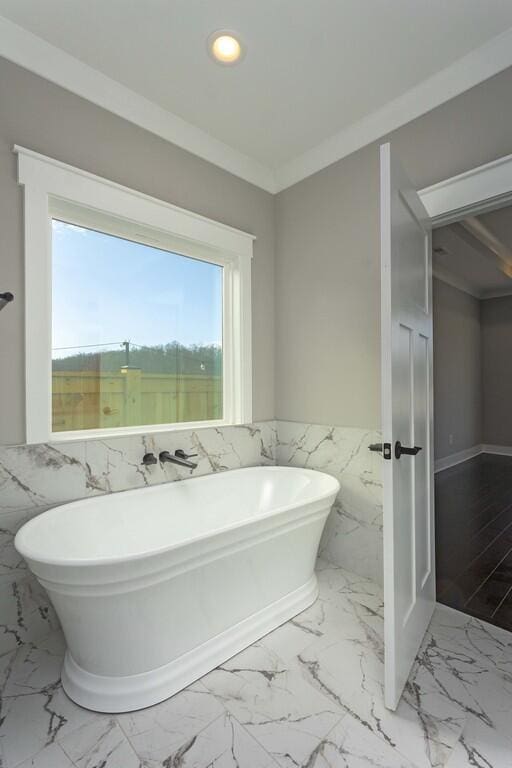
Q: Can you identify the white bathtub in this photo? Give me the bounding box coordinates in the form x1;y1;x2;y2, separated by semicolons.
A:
15;465;339;712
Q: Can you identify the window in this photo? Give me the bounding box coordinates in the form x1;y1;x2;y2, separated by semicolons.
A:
52;218;224;433
17;147;253;443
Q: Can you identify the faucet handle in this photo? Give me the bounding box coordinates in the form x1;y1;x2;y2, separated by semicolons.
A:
142;452;158;466
175;449;198;460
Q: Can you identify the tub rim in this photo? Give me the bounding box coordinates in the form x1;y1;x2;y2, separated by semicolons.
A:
15;465;340;569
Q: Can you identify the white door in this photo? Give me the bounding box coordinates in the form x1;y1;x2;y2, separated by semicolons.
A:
380;142;435;710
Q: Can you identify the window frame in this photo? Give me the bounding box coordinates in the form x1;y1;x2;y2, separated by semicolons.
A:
16;146;254;444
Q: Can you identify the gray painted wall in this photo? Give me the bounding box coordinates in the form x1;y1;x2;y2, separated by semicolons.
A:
4;57;512;440
0;57;275;445
432;284;512;457
433;279;482;460
482;295;512;446
275;66;512;429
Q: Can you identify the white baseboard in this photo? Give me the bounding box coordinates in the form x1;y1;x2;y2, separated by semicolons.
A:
481;444;512;456
434;445;482;473
435;443;512;472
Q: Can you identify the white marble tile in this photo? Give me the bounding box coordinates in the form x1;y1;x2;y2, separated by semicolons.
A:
445;714;512;768
201;640;344;768
260;570;383;666
276;422;379;477
258;601;329;664
426;605;512;684
187;423;276;473
0;576;59;657
412;612;512;738
319;504;383;585
60;718;141;768
0;443;92;513
2;564;512;768
82;435;153;494
293;585;466;768
81;421;277;493
164;712;278;768
297;642;466;768
116;681;225;765
0;509;38;581
16;743;75;768
276;421;383;584
0;507;60;658
0;632;103;768
316;559;384;616
306;713;417;767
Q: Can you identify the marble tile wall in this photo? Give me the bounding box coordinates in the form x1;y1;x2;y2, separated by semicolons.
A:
276;420;383;586
0;419;383;659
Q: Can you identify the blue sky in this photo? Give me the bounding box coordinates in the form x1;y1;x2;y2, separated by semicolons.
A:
52;220;223;357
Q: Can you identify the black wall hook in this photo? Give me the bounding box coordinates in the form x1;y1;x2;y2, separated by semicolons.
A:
0;292;14;312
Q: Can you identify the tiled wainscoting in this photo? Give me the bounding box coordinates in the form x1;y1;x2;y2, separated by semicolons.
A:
276;421;383;585
0;419;382;658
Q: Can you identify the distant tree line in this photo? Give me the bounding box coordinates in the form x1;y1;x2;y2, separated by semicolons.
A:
52;342;222;376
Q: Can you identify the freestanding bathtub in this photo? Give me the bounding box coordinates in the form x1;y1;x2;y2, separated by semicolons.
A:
15;465;339;712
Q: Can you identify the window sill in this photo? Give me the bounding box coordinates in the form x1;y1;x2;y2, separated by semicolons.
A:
47;419;235;445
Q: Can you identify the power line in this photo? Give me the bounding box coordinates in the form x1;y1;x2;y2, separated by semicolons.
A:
52;341;127;351
53;341;220;353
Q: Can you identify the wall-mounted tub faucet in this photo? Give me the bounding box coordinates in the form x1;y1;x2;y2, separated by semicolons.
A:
159;450;198;470
142;453;158;466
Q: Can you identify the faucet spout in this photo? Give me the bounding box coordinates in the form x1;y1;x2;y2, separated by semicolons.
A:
159;450;198;470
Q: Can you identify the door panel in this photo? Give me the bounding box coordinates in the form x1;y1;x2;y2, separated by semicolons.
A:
396;193;429;313
395;323;415;626
381;142;435;710
415;333;430;589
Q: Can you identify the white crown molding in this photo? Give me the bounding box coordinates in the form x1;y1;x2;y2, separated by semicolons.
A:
2;14;512;194
275;26;512;191
0;16;277;193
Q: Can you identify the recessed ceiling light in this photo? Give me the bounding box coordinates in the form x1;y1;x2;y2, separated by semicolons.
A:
208;30;244;65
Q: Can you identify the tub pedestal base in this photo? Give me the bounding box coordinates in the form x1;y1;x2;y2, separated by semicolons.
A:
61;575;318;713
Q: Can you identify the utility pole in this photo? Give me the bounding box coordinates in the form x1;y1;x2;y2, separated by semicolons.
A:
120;340;141;425
122;340;130;368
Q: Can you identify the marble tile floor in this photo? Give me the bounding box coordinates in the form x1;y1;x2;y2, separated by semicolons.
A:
1;561;512;768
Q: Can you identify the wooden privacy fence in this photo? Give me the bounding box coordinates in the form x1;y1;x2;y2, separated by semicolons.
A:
52;368;222;431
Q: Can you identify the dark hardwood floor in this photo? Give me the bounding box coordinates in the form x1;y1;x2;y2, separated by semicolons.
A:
436;452;512;632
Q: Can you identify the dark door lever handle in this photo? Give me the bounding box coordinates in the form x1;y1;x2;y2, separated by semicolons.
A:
395;441;422;459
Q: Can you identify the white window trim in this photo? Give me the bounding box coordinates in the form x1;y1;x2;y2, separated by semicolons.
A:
15;145;254;444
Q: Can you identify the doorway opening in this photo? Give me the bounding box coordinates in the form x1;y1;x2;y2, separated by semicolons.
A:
381;146;512;708
433;201;512;632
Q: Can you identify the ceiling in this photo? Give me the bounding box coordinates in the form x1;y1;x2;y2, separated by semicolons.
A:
1;1;512;191
433;204;512;299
